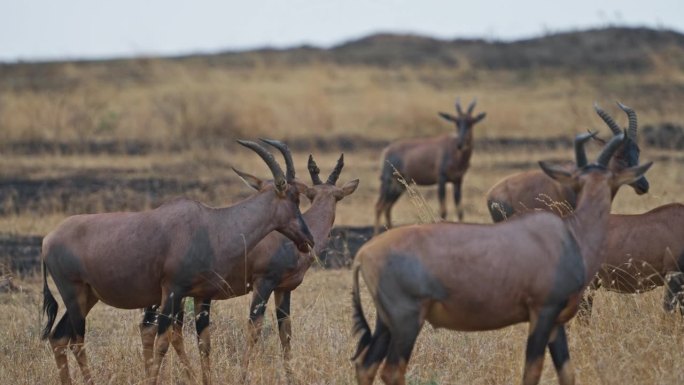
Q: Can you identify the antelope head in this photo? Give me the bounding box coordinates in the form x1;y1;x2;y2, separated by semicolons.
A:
539;131;652;201
438;98;487;150
305;153;359;207
593;101;649;195
233;139;314;253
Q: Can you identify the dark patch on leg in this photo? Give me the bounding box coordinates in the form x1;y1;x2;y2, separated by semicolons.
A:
523;305;564;384
195;299;211;337
548;325;570;371
275;291;291;329
142;305;158;327
664;272;684;314
158;292;184;335
453;178;464;221
487;199;514;223
52;313;75;341
361;318;391;367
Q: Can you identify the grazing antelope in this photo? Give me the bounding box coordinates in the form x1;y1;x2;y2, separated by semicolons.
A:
374;98;486;234
486;102;649;222
352;132;652;385
40;139;314;385
140;141;359;385
578;203;684;319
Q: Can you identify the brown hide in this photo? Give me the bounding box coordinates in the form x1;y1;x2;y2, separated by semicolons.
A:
383;134;471;186
598;203;684;293
42;189;310;309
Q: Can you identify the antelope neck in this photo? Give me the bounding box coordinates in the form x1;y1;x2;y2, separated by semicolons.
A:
214;189;284;254
563;178;612;282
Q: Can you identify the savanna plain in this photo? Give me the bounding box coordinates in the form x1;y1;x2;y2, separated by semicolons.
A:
1;29;684;384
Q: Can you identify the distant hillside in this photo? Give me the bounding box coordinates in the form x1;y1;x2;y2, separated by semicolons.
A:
2;27;684;81
179;27;684;72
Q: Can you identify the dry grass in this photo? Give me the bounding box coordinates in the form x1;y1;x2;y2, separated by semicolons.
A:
1;58;684;384
2;270;684;385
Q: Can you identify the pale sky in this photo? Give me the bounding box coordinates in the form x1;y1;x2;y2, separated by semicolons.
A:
0;0;682;62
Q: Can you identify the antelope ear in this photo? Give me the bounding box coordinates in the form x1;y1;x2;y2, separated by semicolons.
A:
613;162;653;186
341;179;360;197
232;167;263;191
438;112;456;122
304;187;317;202
538;161;574;185
473;112;486;123
291;180;311;196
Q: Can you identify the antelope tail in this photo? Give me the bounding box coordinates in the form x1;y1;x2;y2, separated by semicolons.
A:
351;265;372;360
41;261;58;340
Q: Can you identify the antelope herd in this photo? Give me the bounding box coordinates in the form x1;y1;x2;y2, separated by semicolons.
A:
37;99;682;385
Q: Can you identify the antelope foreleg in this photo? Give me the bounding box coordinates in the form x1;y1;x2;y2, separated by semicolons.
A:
242;280;276;381
548;325;575;385
194;298;213;385
140;305;159;376
150;292;183;385
523;305;563;385
453;178;464;221
49;314;73;385
437;176;447;220
169;309;197;384
275;291;295;383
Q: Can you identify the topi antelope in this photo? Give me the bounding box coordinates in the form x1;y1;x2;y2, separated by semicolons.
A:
578;203;684;319
352;132;652;385
139;141;359;385
40;139;314;385
486;102;649;222
374;98;486;234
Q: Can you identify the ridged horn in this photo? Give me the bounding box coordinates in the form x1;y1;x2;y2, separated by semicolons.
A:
616;102;637;140
594;102;622;135
308;154;323;185
237;140;286;191
455;97;464;115
596;131;627;167
574;131;597;168
259;138;295;181
326;154;345;185
467;98;477;115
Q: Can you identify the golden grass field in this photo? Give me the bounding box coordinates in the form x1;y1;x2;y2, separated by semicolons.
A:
1;52;684;384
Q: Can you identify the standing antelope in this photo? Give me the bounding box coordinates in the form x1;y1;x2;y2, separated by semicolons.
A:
139;141;359;385
374;98;486;234
486;102;649;222
352;133;652;385
578;203;684;319
40;139;314;385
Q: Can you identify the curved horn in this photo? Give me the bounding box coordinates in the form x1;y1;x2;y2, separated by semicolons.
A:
574;131;597;168
616;102;637;140
307;154;323;185
455;97;464;115
259;138;295;181
467;98;477;115
593;102;621;135
326;154;345;185
237;140;287;191
596;131;626;167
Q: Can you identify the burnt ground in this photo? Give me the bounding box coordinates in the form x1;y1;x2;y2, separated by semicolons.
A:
1;126;682;273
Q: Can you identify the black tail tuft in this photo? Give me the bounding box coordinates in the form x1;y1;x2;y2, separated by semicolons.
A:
41;261;58;340
351;266;372;360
